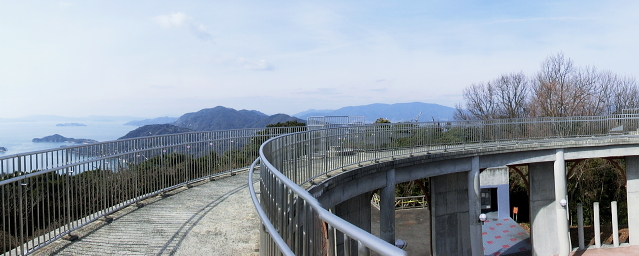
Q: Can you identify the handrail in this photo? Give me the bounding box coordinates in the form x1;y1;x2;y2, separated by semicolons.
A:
255;142;407;255
0;126;306;255
248;158;295;256
253;114;639;255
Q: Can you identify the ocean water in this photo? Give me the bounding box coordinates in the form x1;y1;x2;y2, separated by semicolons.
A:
0;121;136;157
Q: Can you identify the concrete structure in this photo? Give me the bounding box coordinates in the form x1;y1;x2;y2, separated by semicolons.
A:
627;156;639;246
308;139;639;256
480;167;510;218
31;171;260;256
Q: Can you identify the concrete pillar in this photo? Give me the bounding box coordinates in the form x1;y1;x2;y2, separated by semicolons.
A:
554;149;571;255
380;168;396;243
430;171;474;255
529;150;570;256
626;156;639;245
468;156;482;256
334;192;372;255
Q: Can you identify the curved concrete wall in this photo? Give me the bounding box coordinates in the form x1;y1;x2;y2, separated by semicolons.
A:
308;137;639;255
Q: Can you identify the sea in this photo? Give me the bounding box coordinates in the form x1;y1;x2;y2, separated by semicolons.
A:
0;120;136;157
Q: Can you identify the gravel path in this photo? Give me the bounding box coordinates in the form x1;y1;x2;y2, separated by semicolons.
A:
33;171;260;256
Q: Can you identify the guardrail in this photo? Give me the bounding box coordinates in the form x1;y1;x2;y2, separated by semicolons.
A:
0;127;305;255
371;194;428;210
252;114;639;255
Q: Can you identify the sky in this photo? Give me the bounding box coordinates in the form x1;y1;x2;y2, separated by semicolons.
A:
1;1;638;118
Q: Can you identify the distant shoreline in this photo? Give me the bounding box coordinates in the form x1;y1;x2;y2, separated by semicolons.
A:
56;123;87;127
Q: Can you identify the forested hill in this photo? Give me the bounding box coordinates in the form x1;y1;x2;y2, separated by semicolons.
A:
173;106;303;131
118;124;193;139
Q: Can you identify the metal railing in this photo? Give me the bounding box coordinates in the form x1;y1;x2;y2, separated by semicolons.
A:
3;114;639;255
0;126;306;255
371;194;428;210
252;114;639;255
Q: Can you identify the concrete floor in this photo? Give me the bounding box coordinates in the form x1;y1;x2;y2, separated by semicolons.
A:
370;207;431;256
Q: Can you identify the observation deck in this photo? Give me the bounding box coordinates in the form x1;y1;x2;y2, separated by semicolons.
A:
4;116;639;255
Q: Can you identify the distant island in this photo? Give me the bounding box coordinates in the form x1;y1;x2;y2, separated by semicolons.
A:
0;147;6;152
33;134;98;144
56;123;87;127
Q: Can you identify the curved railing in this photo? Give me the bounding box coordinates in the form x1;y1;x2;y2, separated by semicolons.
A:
0;127;305;255
252;114;639;255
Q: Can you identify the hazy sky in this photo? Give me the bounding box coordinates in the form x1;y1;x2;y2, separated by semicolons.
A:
1;1;638;118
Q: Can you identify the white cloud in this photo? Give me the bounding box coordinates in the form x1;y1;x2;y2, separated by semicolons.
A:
155;12;213;42
189;24;212;42
155;12;190;29
236;58;273;70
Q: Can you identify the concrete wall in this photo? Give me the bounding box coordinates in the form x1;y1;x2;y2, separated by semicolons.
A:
306;141;639;255
529;161;560;255
334;192;372;255
626;156;639;245
430;171;473;256
481;167;510;218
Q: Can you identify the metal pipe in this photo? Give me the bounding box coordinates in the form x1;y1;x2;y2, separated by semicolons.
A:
594;202;601;248
578;203;585;250
612;201;619;247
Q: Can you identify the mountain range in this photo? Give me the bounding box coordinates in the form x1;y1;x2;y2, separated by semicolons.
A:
119;106;303;139
172;106;303;131
293;102;455;123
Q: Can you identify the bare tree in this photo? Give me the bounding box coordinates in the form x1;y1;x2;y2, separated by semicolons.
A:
455;72;530;120
456;52;639;120
495;72;530;118
603;72;639;114
454;82;499;120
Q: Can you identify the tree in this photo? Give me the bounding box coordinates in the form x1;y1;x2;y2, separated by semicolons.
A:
455;53;639;226
454;72;530;120
456;52;639;120
266;120;306;127
374;118;391;123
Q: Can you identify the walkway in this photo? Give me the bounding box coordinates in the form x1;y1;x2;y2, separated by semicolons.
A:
32;171;260;256
23;167;639;256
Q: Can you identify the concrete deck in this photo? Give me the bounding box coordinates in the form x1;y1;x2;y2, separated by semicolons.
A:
27;168;639;256
32;171;260;256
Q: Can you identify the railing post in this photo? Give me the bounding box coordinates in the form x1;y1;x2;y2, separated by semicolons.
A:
612;201;619;247
578;203;585;250
594;202;601;248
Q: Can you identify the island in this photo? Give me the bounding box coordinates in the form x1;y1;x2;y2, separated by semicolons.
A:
32;134;98;144
0;147;6;152
56;123;87;127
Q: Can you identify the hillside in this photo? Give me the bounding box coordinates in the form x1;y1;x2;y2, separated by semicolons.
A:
32;134;98;144
294;102;456;123
124;117;178;126
118;124;194;139
173;106;303;131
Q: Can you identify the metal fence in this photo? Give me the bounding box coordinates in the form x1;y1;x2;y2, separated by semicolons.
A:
0;126;306;255
370;194;428;210
252;114;639;256
4;114;639;256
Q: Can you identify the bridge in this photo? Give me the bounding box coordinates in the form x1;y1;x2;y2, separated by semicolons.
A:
3;116;639;255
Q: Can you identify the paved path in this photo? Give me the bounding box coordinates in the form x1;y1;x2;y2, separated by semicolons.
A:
33;171;260;256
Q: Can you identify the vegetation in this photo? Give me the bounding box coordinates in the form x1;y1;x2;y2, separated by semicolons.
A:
118;124;194;139
455;52;635;226
172;106;303;131
266;120;306;127
1;125;301;253
455;52;638;120
374;118;391;123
